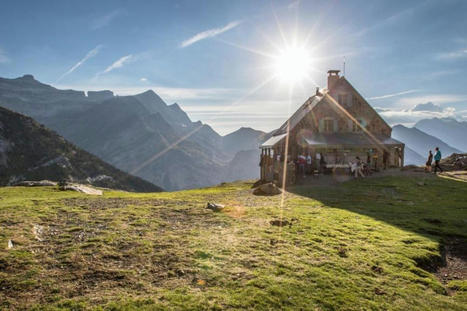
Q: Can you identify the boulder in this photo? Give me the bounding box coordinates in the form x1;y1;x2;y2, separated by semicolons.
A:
206;202;224;212
15;180;57;186
253;182;282;196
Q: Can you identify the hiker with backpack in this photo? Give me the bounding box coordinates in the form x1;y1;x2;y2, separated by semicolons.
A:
433;147;443;173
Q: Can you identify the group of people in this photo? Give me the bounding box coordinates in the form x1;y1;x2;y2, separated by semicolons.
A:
294;152;326;178
425;147;443;173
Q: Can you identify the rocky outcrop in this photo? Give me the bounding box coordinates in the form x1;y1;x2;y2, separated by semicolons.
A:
14;180;57;186
59;182;103;195
87;90;114;101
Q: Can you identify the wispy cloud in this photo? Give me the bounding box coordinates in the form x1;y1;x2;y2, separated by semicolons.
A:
180;20;242;48
368;89;419;100
288;0;300;9
435;49;467;60
0;47;9;63
57;45;102;82
352;3;425;38
96;54;133;76
91;9;124;30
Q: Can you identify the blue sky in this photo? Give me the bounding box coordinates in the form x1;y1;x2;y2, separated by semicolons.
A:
1;0;467;134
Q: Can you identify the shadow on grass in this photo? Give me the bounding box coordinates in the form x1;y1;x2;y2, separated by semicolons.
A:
289;175;466;237
287;174;467;270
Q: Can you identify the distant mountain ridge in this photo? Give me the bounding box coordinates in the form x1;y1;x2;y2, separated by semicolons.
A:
415;118;467;152
391;124;461;165
0;75;266;190
0;106;162;192
222;127;268;155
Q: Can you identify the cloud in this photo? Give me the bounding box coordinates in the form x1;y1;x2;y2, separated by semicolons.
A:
288;1;300;9
412;102;442;112
91;9;123;30
96;54;133;76
367;89;419;100
435;49;467;60
0;47;9;63
140;77;148;82
180;20;242;48
376;104;459;126
57;45;102;82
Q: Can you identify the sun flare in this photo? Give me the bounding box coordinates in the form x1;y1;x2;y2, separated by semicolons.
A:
273;46;312;83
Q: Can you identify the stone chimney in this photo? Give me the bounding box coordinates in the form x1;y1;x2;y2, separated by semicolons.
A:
327;70;340;90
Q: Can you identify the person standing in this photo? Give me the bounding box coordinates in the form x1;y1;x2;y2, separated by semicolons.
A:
425;150;433;172
306;153;312;175
383;150;389;170
298;154;306;178
316;152;321;172
355;156;365;178
319;153;326;169
433;147;443;173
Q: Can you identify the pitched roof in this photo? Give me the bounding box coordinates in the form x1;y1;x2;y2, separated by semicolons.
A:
260;76;394;149
261;133;288;148
274;93;325;135
333;76;391;130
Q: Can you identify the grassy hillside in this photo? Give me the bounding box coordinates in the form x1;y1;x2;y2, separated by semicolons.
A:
0;175;466;310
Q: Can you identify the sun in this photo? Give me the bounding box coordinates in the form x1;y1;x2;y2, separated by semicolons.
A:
273;45;312;84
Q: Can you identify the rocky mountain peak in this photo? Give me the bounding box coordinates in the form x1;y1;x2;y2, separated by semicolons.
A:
87;90;114;101
21;74;35;80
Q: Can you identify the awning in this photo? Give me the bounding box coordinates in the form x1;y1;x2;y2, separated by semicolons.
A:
303;133;404;148
260;133;287;148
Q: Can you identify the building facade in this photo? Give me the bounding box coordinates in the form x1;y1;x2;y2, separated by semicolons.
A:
260;70;404;184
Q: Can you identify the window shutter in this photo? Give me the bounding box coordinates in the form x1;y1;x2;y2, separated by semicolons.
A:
333;119;338;132
319;119;324;132
348;119;353;131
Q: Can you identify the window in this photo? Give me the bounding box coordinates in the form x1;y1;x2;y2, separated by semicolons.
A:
338;94;348;106
324;119;335;132
352;119;365;132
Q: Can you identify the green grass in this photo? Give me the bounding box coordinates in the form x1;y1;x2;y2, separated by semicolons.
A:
0;175;466;310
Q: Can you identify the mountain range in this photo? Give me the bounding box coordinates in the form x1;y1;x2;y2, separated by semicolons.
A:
1;75;465;186
0;75;266;190
414;118;467;152
0;106;161;192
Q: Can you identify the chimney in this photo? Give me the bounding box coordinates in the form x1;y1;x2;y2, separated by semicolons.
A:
327;70;340;90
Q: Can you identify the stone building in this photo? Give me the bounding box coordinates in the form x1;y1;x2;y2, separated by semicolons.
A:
260;70;404;184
